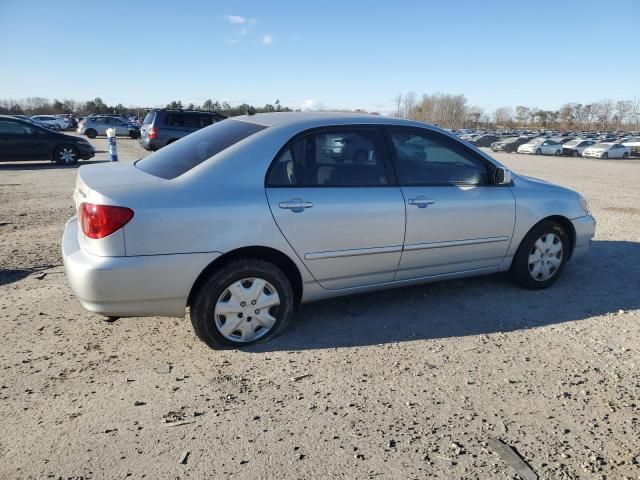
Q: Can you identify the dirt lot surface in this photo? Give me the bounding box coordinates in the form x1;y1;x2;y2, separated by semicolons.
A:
1;135;639;480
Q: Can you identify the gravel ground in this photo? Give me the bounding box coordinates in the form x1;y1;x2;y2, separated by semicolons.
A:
1;134;639;480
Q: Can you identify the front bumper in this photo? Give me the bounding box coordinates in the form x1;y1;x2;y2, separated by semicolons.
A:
570;214;596;260
62;216;221;317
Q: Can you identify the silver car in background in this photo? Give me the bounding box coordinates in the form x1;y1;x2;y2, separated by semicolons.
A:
517;138;563;155
582;142;630;159
62;113;595;349
77;115;138;139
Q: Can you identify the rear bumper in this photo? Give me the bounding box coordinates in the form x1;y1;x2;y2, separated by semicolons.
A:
138;137;164;151
570;214;596;260
62;216;221;317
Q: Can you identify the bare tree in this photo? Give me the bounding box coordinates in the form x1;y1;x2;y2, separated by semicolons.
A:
393;94;403;118
632;97;640;131
493;107;513;127
515;106;529;128
615;100;632;130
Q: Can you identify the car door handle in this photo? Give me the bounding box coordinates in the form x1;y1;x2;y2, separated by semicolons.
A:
279;198;313;212
407;196;435;208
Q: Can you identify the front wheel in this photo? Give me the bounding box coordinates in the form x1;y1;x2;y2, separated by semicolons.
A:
510;220;569;289
535;148;542;155
53;144;79;164
602;153;608;159
190;259;295;349
555;149;561;156
573;150;579;157
622;152;629;159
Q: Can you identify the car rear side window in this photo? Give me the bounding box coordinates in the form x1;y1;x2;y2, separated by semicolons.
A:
267;129;389;187
135;119;267;179
142;111;155;125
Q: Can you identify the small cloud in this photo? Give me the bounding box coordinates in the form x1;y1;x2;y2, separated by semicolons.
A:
239;28;248;36
262;34;274;45
226;15;247;24
226;38;240;45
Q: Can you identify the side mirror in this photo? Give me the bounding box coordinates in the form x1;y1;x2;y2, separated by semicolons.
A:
494;167;512;185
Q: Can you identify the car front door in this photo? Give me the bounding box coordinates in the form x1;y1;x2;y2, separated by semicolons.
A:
266;127;406;290
385;128;516;281
0;120;47;160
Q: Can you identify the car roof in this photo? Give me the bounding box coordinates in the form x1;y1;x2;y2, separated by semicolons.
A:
233;111;424;128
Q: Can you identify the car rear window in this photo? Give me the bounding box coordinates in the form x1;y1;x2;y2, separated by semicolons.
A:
142;111;156;125
135;119;267;179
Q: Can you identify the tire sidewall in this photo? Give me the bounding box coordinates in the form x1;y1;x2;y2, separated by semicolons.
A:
190;259;294;349
511;220;570;289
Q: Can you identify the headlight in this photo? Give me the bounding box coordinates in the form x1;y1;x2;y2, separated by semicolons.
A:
578;195;589;214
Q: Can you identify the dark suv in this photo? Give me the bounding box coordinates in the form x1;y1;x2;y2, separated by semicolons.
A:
139;109;227;151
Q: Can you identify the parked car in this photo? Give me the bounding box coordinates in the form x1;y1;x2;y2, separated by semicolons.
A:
62;112;595;349
12;114;54;130
490;136;529;153
517;138;563;155
621;136;640;156
77;115;139;139
0;115;94;164
582;143;630;159
562;139;596;157
31;115;66;130
138;109;227;151
470;134;500;148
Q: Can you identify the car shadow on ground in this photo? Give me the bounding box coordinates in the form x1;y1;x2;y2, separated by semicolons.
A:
247;240;640;352
0;160;109;171
0;266;59;286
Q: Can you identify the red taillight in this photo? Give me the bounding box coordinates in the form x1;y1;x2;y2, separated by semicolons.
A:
79;203;134;239
148;127;157;139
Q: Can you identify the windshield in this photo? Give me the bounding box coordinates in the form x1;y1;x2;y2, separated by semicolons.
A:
564;140;580;147
592;143;610;148
135;119;267;179
529;138;545;145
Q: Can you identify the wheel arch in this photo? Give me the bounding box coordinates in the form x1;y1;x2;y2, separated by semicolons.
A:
520;215;576;260
187;246;303;307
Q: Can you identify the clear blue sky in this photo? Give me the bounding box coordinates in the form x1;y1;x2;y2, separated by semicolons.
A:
1;0;638;113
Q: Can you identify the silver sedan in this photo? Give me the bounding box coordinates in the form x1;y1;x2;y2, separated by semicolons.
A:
62;113;596;348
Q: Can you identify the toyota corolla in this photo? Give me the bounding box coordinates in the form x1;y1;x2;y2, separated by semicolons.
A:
62;113;596;349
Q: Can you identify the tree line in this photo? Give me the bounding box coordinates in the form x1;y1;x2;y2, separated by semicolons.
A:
395;93;640;131
0;97;293;118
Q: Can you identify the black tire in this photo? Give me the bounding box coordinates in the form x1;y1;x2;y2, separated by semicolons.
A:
602;153;608;159
572;150;579;157
536;148;542;155
555;149;561;156
622;152;629;159
53;144;79;164
190;259;295;349
85;129;97;139
509;220;569;290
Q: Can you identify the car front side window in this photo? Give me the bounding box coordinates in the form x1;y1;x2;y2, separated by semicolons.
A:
0;120;32;135
387;129;490;186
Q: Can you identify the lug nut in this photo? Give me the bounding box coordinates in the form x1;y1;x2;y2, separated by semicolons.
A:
251;300;256;305
240;301;246;307
255;309;260;314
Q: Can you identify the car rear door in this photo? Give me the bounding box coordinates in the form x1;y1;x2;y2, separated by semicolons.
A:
265;127;406;290
384;127;515;280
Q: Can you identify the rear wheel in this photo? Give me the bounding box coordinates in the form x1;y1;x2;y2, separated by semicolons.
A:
85;128;97;139
53;144;79;164
190;259;295;349
510;220;569;289
535;148;542;155
572;150;579;157
602;153;608;159
622;152;629;159
555;149;561;156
